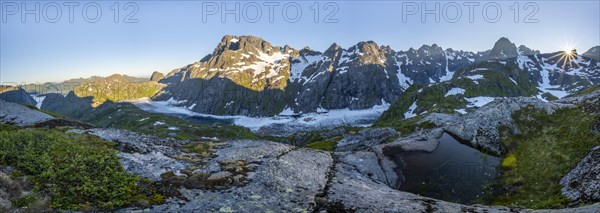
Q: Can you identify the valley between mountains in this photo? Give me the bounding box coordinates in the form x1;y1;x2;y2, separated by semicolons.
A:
1;35;599;212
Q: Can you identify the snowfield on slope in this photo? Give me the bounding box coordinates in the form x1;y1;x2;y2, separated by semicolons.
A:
125;98;391;136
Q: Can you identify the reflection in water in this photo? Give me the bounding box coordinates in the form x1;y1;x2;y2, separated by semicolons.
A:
384;133;500;204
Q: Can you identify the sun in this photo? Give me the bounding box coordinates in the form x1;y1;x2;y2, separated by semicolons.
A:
546;39;580;70
563;47;573;56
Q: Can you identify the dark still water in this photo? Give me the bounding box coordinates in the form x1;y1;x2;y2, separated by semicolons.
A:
384;133;500;204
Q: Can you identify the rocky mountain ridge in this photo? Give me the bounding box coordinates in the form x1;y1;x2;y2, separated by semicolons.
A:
154;35;600;117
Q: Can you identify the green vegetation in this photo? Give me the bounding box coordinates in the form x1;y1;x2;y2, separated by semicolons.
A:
456;63;538;98
492;106;600;209
305;136;343;152
375;113;436;135
13;194;38;208
74;79;164;106
501;154;517;169
0;125;165;211
284;130;329;147
377;62;539;130
541;92;559;101
22;104;63;118
44;97;258;140
89;103;258;140
280;126;363;151
567;84;600;97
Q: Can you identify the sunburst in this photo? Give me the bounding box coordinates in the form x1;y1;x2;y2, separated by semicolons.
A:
546;40;580;71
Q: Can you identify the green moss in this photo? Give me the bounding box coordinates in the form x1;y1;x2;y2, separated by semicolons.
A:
181;142;210;155
492;106;600;209
0;128;165;211
305;136;343;152
12;194;38;208
22;104;64;118
501;154;517;168
541;92;559;101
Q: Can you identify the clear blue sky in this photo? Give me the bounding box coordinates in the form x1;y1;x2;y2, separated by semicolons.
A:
1;0;599;83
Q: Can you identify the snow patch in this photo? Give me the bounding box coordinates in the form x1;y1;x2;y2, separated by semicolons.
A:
396;61;413;90
30;95;45;109
455;109;467;114
444;88;465;97
440;52;455;82
465;97;495;107
466;75;484;80
290;55;323;82
126;98;391;135
537;60;569;99
279;107;295;116
404;101;418;119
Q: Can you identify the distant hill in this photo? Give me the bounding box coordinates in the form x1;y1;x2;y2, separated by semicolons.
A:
0;86;37;106
72;74;164;106
23;75;150;95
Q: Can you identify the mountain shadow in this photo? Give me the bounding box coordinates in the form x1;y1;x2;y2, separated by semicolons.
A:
154;77;291;117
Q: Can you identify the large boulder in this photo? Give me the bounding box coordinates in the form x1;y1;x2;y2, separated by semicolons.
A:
70;128;192;181
560;146;600;202
0;100;54;126
335;127;400;152
122;140;333;212
444;97;568;155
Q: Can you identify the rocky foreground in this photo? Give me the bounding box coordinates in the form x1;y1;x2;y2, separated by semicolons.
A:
1;96;599;212
66;127;597;213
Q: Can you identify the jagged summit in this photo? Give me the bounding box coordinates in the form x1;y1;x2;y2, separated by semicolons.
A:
323;42;342;58
213;35;281;56
489;37;518;60
129;35;600;116
150;71;164;82
518;45;539;56
583;46;600;61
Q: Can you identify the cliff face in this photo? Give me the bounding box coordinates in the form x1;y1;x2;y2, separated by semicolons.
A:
154;36;405;116
151;36;600;117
